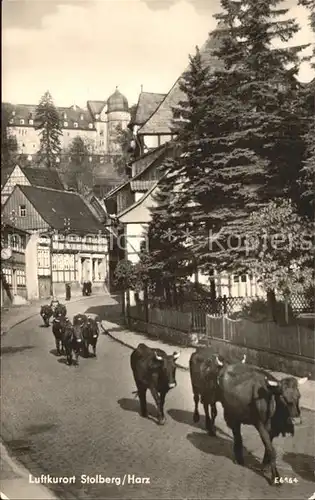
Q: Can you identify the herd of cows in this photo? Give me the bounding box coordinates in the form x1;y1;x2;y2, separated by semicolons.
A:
40;302;107;365
40;302;308;486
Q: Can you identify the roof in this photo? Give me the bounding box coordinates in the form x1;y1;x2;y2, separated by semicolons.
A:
107;88;129;113
87;100;106;119
138;25;225;135
134;92;166;126
1;167;15;187
1;213;29;234
6;103;95;131
104;144;167;199
18;185;105;233
22;167;64;190
118;181;159;220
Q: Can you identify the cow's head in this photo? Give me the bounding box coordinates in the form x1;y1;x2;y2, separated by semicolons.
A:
153;350;180;390
73;324;83;343
266;376;307;436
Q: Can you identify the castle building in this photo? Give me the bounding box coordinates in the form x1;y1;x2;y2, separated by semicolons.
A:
5;88;130;159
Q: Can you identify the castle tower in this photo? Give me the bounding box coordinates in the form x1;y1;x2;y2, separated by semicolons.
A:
107;87;130;154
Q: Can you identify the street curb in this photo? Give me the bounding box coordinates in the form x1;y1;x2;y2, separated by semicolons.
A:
1;294;107;337
0;441;58;500
105;328;315;412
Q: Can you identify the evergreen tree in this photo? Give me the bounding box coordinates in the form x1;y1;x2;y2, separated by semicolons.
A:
112;124;134;179
35;91;62;169
185;0;308;277
298;0;315;219
1;103;18;169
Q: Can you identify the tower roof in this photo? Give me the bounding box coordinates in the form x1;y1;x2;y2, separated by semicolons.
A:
107;87;129;113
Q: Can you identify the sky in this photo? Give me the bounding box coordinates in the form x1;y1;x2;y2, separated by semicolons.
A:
2;0;314;109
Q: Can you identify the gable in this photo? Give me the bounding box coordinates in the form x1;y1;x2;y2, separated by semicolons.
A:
119;184;158;224
2;165;30;197
2;186;49;231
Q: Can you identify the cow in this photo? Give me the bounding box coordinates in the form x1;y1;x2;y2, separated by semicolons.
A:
73;313;88;326
53;303;67;319
63;321;83;366
40;304;53;327
86;313;109;335
189;348;247;436
217;362;307;485
130;343;180;425
82;316;99;357
52;314;68;355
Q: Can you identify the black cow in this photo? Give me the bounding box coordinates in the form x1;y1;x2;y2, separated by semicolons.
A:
217;363;307;485
40;304;53;327
82;316;99;357
52;314;68;355
73;313;88;326
190;348;247;436
63;321;83;366
53;303;67;319
130;343;180;425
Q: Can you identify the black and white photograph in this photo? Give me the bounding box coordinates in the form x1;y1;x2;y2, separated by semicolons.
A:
1;0;314;499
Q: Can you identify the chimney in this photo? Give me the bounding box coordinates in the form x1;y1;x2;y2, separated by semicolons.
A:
140;84;143;92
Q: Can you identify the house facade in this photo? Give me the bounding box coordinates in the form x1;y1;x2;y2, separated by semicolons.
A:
2;185;109;299
1;217;37;305
5;88;130;159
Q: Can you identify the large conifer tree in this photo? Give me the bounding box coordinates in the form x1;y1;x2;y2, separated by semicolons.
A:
35;91;62;169
1;103;18;169
187;0;308;276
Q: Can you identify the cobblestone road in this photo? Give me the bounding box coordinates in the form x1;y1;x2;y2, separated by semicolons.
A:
1;297;314;500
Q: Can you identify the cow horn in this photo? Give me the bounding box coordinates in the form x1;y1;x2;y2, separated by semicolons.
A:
173;351;180;360
155;352;163;361
298;377;308;385
215;355;224;367
242;354;247;364
266;378;278;387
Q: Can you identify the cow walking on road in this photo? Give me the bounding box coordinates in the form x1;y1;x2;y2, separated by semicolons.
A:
130;343;180;425
53;303;67;319
63;321;83;366
217;362;307;485
83;316;99;357
40;304;53;327
52;314;66;355
189;348;226;436
190;348;246;436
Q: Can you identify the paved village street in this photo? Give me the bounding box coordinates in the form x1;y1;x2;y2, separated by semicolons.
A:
1;295;315;500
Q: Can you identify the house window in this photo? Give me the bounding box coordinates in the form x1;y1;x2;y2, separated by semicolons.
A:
241;275;247;283
2;268;12;285
95;114;100;119
89;156;92;162
64;121;68;127
80;114;84;120
233;275;239;283
63;112;67;119
88;123;93;129
20;119;25;125
29;119;34;125
9;118;14;124
17;269;26;287
74;122;78;128
12;111;16;116
10;234;20;250
19;204;26;217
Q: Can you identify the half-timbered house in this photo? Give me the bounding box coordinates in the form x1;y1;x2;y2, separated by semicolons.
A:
3;185;109;299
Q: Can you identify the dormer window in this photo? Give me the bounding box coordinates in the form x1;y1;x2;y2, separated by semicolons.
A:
20;119;25;125
74;122;78;128
95;114;100;119
29;119;34;125
88;123;93;129
64;121;68;127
